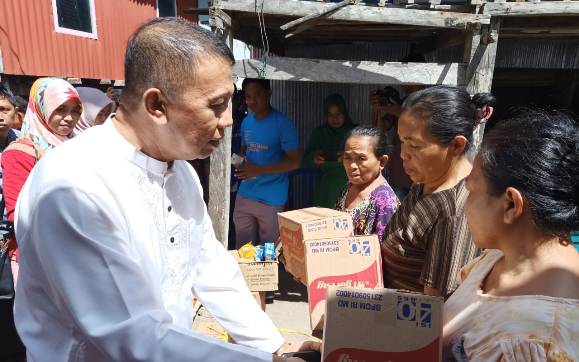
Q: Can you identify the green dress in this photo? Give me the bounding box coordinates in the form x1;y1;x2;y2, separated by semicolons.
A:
302;94;356;208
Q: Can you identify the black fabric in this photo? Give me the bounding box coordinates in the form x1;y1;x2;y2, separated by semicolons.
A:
0;248;13;300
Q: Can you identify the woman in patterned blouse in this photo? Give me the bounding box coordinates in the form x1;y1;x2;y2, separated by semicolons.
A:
335;126;399;241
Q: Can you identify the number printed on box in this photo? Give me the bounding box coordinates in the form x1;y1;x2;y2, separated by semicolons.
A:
396;296;432;328
349;240;371;256
334;218;349;230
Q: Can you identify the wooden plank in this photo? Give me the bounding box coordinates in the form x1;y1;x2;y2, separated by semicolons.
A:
280;0;351;31
285;19;323;39
215;0;489;29
484;1;579;16
233;56;466;86
208;16;234;248
464;18;501;160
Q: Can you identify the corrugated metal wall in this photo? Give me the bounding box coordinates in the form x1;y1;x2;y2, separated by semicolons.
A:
261;37;579;209
269;80;384;209
0;0;157;79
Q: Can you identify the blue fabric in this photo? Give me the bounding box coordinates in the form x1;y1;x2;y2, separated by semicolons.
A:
571;231;579;252
238;110;299;206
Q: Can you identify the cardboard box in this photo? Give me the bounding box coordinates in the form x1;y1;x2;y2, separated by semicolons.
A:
305;235;383;331
278;208;353;282
322;287;443;362
252;291;266;311
230;251;279;292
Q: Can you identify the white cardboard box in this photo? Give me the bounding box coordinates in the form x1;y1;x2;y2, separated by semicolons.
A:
322;286;443;362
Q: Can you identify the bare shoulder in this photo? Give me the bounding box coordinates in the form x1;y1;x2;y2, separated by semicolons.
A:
537;248;579;299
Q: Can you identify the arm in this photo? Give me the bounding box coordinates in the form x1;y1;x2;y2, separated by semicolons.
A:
421;216;474;298
237;149;302;179
2;149;36;223
370;190;399;241
22;186;273;362
302;129;323;168
237;117;302;179
192;211;285;353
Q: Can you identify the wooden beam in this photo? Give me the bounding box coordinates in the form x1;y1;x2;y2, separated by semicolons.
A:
183;7;210;15
464;18;501;160
209;13;233;248
484;1;579;16
233;56;466;86
280;0;351;31
285;19;323;39
209;8;232;29
215;0;489;29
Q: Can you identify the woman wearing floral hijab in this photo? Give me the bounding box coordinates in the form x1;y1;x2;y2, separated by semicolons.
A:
1;77;82;282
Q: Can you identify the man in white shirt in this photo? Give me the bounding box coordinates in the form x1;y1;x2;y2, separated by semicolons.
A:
14;18;309;362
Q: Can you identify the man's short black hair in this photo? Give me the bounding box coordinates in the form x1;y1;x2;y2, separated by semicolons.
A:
13;96;28;112
242;78;271;91
0;84;17;108
122;17;235;109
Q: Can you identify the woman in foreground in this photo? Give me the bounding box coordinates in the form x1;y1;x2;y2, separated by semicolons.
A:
443;108;579;361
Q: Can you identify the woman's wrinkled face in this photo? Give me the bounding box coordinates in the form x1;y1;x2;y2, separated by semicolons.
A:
397;110;456;185
47;99;82;136
464;157;504;249
327;105;345;129
342;135;386;186
94;103;114;126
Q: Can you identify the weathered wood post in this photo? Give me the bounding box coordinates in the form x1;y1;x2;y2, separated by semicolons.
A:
209;8;233;248
464;18;501;160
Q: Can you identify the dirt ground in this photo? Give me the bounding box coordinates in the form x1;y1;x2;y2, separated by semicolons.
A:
192;264;319;346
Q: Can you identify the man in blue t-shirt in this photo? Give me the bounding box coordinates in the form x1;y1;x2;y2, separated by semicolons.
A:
233;79;301;248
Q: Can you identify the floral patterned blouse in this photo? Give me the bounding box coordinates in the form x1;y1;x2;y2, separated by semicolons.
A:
443;250;579;361
335;181;399;240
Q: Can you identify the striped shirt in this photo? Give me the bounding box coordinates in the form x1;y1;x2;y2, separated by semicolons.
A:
381;179;479;297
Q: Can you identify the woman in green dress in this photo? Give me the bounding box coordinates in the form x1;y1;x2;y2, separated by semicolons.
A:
303;94;356;208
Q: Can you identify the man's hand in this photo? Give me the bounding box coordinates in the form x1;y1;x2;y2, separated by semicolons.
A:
235;162;261;180
273;340;322;362
273;356;304;362
313;151;326;166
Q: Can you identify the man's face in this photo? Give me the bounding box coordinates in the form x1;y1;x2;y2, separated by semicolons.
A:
243;82;271;115
0;97;18;132
159;56;234;160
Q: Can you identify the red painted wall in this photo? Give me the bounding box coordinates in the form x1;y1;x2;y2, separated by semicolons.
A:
177;0;199;24
0;0;157;80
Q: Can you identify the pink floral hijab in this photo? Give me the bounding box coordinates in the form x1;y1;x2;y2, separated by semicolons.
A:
20;77;82;155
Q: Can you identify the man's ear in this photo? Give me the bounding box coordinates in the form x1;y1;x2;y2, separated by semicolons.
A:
142;88;168;125
503;187;524;224
15;109;24;129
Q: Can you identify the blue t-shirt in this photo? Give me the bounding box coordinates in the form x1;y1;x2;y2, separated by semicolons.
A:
238;109;299;206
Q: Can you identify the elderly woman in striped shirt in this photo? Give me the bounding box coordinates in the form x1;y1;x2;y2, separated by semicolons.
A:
381;85;494;298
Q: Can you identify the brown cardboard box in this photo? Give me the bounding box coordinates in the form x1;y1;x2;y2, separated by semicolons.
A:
322;287;443;362
305;235;383;331
252;291;266;311
278;208;353;282
230;251;279;292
